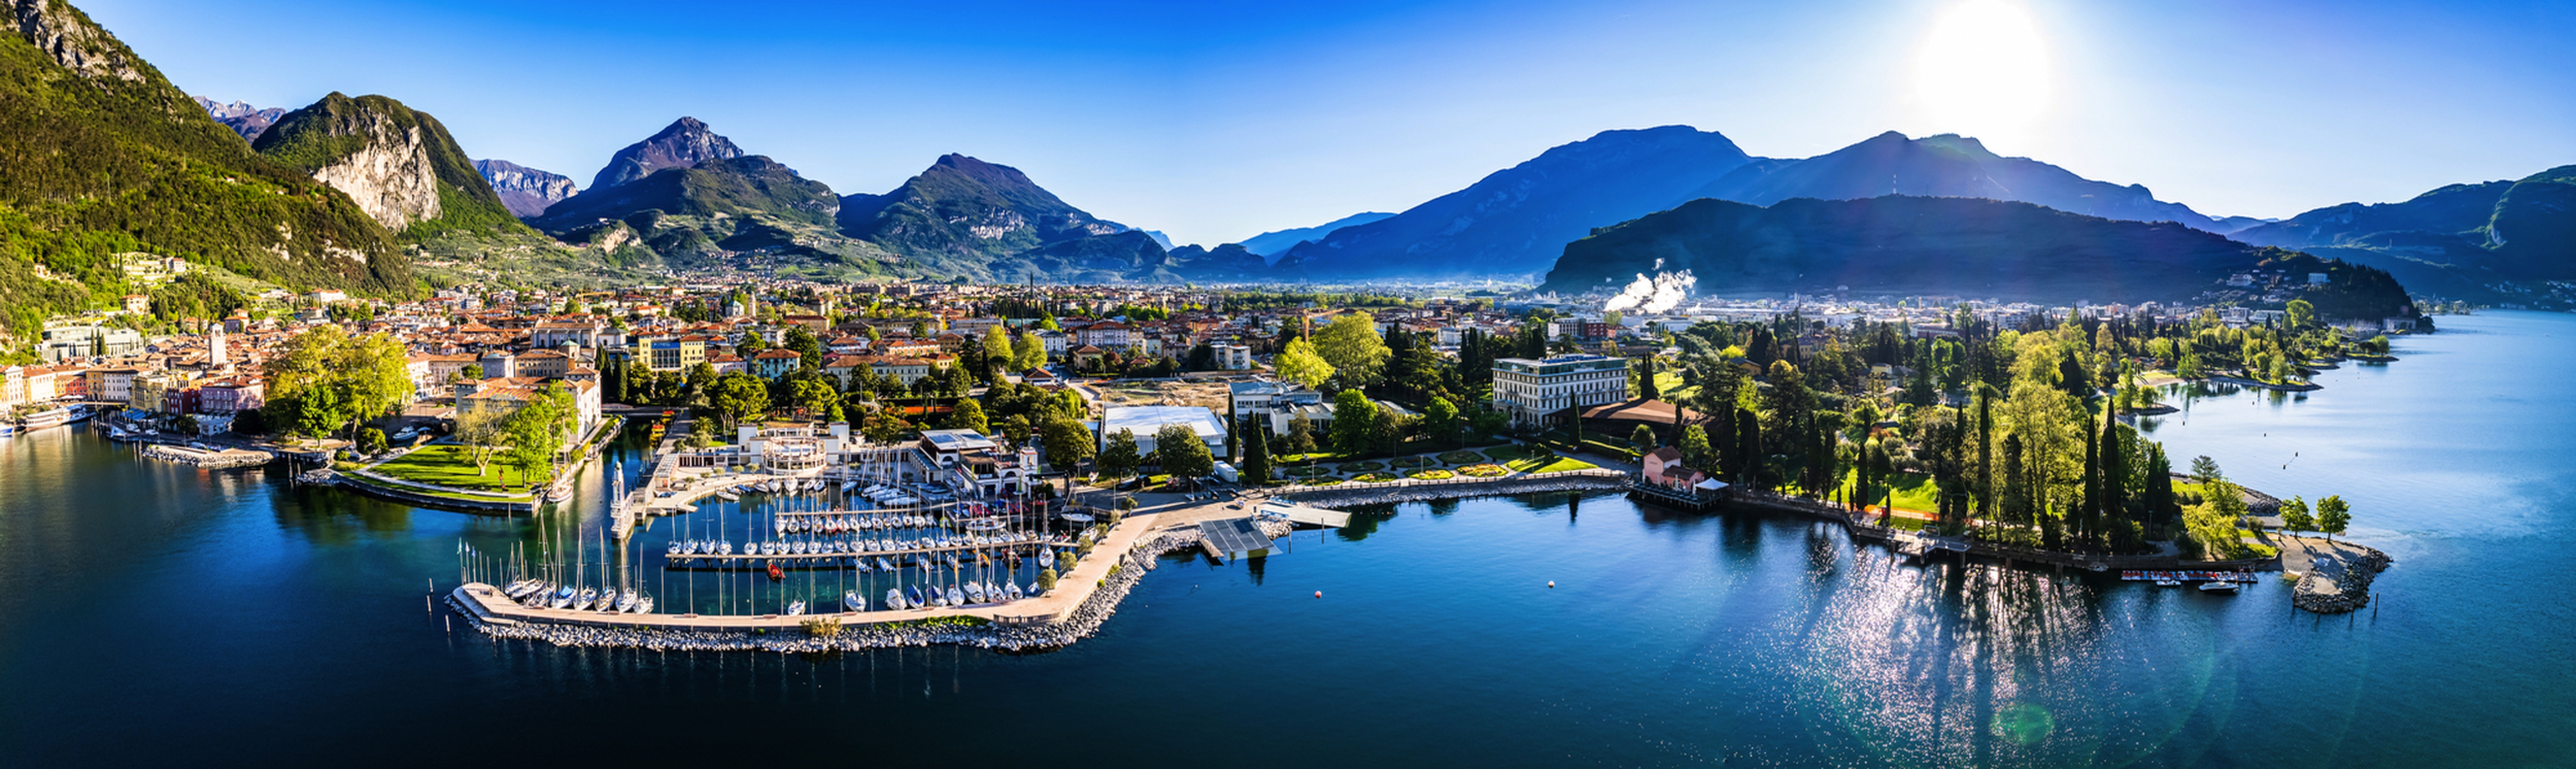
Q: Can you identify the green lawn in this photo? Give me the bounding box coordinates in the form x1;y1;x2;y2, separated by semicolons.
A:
371;445;532;492
1483;444;1546;462
1506;455;1599;474
1836;468;1943;512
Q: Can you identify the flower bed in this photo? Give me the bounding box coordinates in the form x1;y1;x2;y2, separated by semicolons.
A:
1436;450;1487;465
1282;466;1334;477
1459;463;1508;477
1352;472;1402;483
1297;478;1344;487
1387;456;1434;469
1335;461;1385;473
1407;469;1455;480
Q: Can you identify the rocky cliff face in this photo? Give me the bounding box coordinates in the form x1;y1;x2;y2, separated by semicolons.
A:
266;101;440;229
193;96;285;140
474;159;577;217
312;120;439;230
5;0;143;82
254;92;519;236
589;116;743;190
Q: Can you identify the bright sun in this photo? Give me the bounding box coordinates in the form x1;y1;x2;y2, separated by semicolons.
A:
1914;0;2051;148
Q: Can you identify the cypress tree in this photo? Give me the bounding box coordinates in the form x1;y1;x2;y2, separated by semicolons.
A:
1240;416;1274;486
1736;408;1763;492
2099;410;2129;549
2080;410;2100;549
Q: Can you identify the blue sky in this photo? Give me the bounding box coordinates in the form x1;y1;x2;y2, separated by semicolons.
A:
87;0;2576;246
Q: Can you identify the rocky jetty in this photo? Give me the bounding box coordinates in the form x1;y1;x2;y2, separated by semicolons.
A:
2293;545;2392;614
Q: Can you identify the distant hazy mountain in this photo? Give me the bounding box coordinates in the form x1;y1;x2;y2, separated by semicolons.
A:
1278;126;1753;280
474;159;577;217
0;0;406;323
193;96;284;141
1163;242;1275;282
1539;195;2414;320
834;154;1128;280
1140;230;1175;250
253;92;522;236
588;117;744;191
1692;132;2220;231
2208;215;2277;235
1237;211;1394;258
2233;166;2576;291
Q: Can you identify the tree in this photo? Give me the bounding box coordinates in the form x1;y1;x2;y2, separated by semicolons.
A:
1424;397;1460;449
981;326;1015;372
1014;330;1048;371
709;372;771;429
1639;357;1661;401
263;326;412;440
1239;416;1274;485
1679;424;1713;470
454;407;508;478
1287;413;1317;462
461;364;485;381
2315;495;2351;541
1275;337;1335;391
946;398;990;434
790;377;840;419
1629;423;1657;452
1038;412;1093;471
1312;313;1391;389
1100;429;1142;478
2279;496;2314;536
2189;455;2221;483
1156;423;1216;481
941;362;974;397
1330;390;1381;456
356;427;388;455
785;326;824;371
2284;298;2317;332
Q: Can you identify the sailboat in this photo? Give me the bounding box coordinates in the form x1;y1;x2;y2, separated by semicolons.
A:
945;585;964;606
635;595;655;614
906;585;925;608
888;588;909;610
786;600;806;616
1005;581;1023;601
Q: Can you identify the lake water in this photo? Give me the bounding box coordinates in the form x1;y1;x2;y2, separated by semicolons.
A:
3;311;2569;767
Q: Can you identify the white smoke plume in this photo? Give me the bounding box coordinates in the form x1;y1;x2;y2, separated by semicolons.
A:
1602;270;1696;314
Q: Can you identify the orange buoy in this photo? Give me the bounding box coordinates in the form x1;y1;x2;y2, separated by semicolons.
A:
1548;581;1556;588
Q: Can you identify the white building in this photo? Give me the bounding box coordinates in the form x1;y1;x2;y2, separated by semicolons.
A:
1490;354;1629;426
1213;343;1253;370
1100;405;1229;458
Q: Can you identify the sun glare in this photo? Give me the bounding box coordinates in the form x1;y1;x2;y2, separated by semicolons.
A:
1914;0;2051;148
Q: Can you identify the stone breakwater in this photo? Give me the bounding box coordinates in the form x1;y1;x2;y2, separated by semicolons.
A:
2293;546;2393;614
1279;474;1628;508
449;522;1289;654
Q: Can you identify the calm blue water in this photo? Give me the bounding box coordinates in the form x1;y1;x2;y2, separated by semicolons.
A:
1;312;2568;767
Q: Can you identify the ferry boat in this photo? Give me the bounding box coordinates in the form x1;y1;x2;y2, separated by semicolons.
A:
21;406;75;432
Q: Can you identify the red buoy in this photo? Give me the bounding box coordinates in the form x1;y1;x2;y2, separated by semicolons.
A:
1314;591;1322;598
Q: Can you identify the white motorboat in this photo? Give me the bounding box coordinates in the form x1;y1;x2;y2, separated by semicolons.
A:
2198;581;2240;594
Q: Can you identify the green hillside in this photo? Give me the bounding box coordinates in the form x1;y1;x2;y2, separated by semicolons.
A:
1540;195;2415;319
0;0;406;340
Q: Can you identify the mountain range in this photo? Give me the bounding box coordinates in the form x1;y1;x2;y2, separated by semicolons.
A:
473;159;578;218
1538;195;2415;319
2225;166;2576;298
192;96;283;141
1281;127;2237;281
1237;212;1394;259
